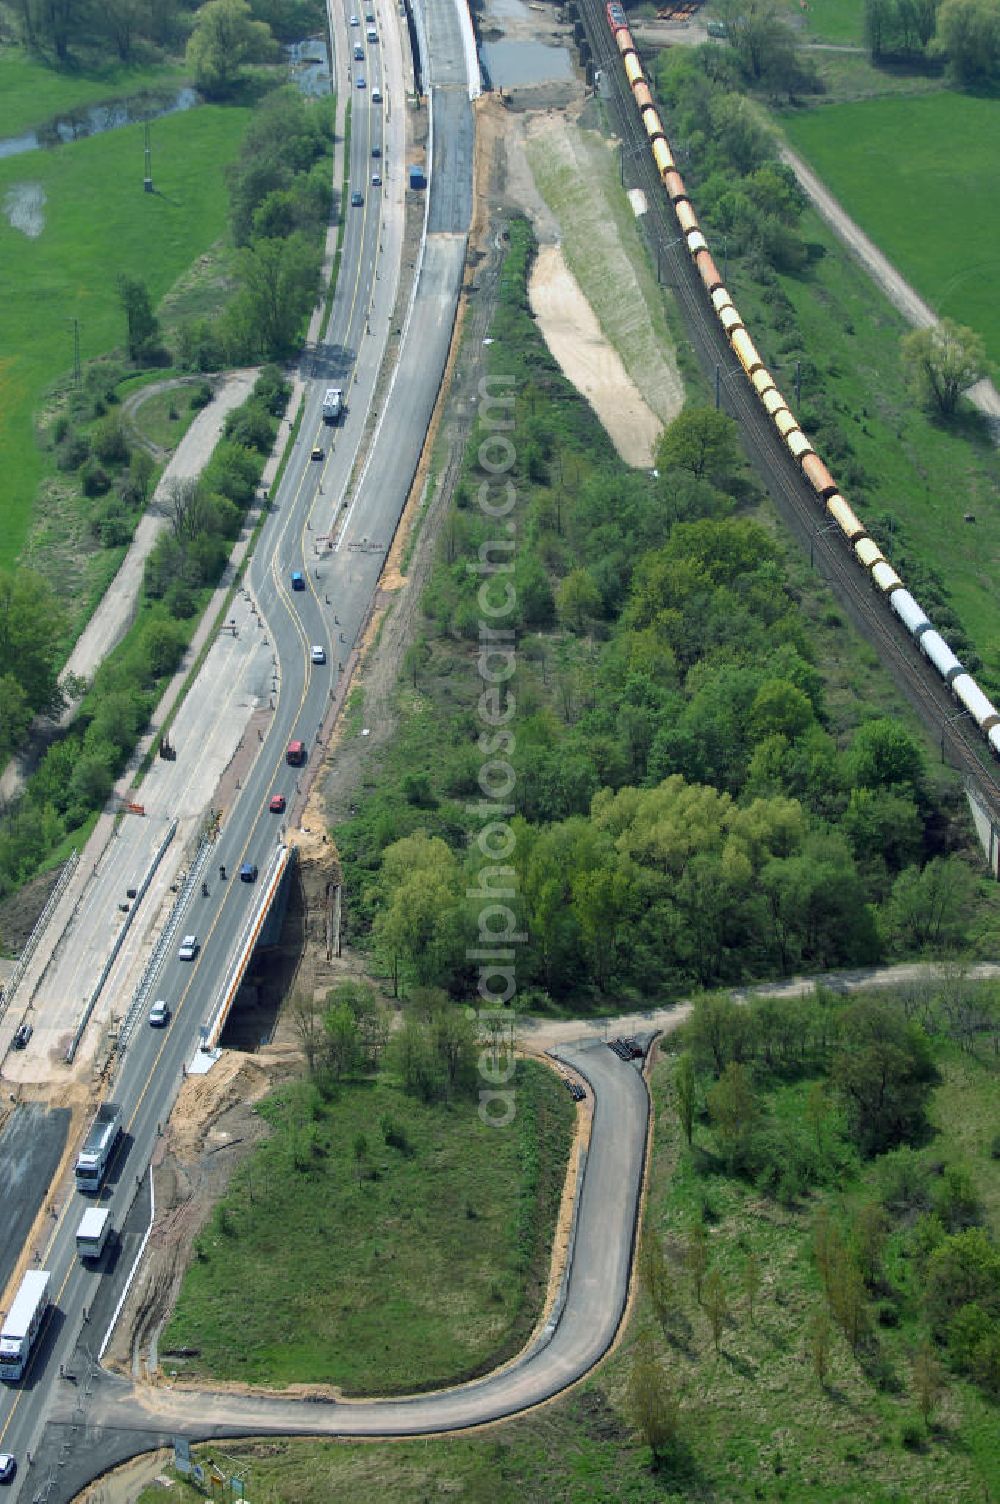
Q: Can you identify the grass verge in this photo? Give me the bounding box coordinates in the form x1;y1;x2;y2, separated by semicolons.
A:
160;1060;574;1394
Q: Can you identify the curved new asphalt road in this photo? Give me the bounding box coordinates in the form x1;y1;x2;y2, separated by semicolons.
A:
43;1040;648;1496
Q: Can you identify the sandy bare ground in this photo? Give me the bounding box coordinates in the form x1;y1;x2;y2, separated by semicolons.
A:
780;144;1000;426
522;111;684;453
529;244;663;467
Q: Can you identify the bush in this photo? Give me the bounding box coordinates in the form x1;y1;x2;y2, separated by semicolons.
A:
900;1421;924;1451
80;458;111;497
190;381;214;411
91;415;131;466
56;432;89;471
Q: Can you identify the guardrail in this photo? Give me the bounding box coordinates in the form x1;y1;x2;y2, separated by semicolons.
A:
116;832;211;1053
199;844;293;1053
64;822;179;1064
0;850;79;1027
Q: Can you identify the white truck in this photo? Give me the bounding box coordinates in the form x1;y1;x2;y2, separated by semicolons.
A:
75;1101;123;1191
76;1207;112;1261
0;1269;51;1381
322;387;343;423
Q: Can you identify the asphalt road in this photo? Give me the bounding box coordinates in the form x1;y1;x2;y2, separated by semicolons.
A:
0;0;485;1494
38;1040;649;1500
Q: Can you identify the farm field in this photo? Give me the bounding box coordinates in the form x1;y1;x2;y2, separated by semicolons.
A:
0;104;249;568
160;1062;573;1395
781;92;1000;371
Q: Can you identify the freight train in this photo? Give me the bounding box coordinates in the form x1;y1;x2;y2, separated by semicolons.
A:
604;1;1000;762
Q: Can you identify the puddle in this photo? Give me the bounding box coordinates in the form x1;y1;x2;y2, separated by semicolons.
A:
0;88;199;161
479;38;574;87
287;36;332;96
4;182;46;237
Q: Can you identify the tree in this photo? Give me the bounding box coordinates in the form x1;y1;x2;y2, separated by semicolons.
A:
716;0;799;81
901;319;987;418
853;1202;888;1289
229;232;322;359
707;1061;759;1174
658;406;741;484
743;1250;762;1323
430;1001;477;1098
847;717;925;794
832;996;937;1156
626;1330;680;1460
702;1267;729;1353
674;1052;697;1147
403;636;432;688
912;1340;945;1426
166;477;213;543
117;275;160;363
885;857;978;952
353;1131;369;1187
686;1221;709;1304
139;619;185;682
809;1307;832;1387
0;569;67;739
687;992;751;1076
323;1001;361;1080
373;833;466;992
640;1230;673;1325
289;992;324;1076
186;0;275;95
924;1227;1000;1337
555;569;602;634
935;0;1000;84
828;1254;869;1352
102;0;147;60
0;676;32;763
391;1014;444;1102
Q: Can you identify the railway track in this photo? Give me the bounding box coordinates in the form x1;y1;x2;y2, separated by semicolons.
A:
574;0;1000;825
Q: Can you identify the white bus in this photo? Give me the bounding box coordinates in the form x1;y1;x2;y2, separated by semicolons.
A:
0;1269;51;1381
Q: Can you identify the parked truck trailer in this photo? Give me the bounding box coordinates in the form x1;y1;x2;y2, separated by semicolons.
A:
75;1101;123;1191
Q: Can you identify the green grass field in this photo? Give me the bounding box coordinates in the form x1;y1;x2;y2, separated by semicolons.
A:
782;92;1000;371
0;49;187;137
143;988;999;1504
0;104;249;568
798;0;865;45
160;1062;573;1394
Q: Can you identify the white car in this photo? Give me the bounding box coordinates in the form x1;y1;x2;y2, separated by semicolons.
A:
311;645;326;664
149;1000;170;1027
350;11;359;22
178;933;199;961
0;1455;16;1484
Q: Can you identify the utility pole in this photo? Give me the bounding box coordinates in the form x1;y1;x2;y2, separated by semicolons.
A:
143;121;153;193
70;318;81;385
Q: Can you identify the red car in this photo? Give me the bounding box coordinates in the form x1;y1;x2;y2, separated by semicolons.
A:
269;794;286;813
